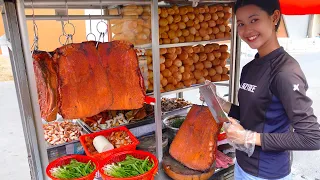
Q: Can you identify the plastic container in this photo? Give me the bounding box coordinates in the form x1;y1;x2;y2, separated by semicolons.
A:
46;155;99;180
79;126;139;160
99;150;158;180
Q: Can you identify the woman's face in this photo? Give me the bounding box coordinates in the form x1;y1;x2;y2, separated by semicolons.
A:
236;5;278;50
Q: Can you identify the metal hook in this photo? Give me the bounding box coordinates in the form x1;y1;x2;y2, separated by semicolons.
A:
31;0;39;52
95;32;105;48
86;14;96;41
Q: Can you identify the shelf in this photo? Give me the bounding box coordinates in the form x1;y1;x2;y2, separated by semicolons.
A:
147;81;229;97
159;38;231;49
134;38;231;49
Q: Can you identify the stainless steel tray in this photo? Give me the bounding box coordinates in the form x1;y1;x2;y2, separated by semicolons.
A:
43;119;90;149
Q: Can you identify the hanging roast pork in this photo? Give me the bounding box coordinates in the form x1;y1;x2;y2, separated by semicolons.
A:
33;41;146;121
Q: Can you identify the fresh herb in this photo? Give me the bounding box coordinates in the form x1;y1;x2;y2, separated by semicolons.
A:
50;159;95;179
104;155;154;178
171;117;185;128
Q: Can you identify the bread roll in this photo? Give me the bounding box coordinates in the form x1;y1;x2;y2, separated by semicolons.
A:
222;67;228;74
221;74;229;81
193;46;201;54
194;69;203;80
182;72;191;80
183;80;192;87
210;34;216;40
195;36;202;41
160;63;166;71
161;32;169;39
219;45;228;52
199;28;208;37
215;65;223;74
179;36;185;43
185;35;195;42
182;29;190;37
182;46;193;54
160;55;166;64
165;59;173;68
208;68;217;76
197;14;204;22
176;82;184;89
161;78;168;87
204;45;214;53
207;52;215;61
176;47;182;55
220;59;227;66
160;8;168;18
166;15;174;24
173;15;181;23
199;53;207;62
186;20;195;27
204;60;213;69
211;13;219;21
197;77;206;84
212;59;220;66
176;29;183;37
173;59;183;67
168;30;177;39
160;18;169;27
178;51;188;60
202;69;209;77
165;84;175;91
181;15;189;23
216;18;224;25
195;62;204;70
225;32;231;38
212;74;221;82
179;7;188;15
213;27;220;34
224;12;232;20
167;47;176;54
194;17;200;24
207;27;213;35
179;66;185;73
187;13;195;20
216;32;225;39
209;6;218;13
167;8;175;15
220;52;230;60
219;25;226;32
205;76;212;81
178;22;187;29
198;7;206;14
160;48;167;55
192;54;200;63
208;20;216;27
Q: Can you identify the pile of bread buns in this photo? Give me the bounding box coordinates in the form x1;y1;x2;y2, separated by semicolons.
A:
146;43;230;92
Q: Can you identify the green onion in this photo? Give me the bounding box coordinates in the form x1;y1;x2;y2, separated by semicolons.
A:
104;155;154;178
50;159;95;179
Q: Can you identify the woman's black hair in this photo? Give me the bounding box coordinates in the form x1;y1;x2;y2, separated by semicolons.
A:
234;0;282;31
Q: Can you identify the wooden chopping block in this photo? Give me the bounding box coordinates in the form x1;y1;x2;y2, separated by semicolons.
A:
162;153;216;180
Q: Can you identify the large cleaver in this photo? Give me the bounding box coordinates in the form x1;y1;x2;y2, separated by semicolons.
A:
199;84;229;124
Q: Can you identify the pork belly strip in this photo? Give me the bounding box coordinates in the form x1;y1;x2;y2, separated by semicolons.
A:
33;51;58;121
169;105;221;171
53;41;146;119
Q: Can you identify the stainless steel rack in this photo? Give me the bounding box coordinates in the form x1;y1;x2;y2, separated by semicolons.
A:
0;0;241;179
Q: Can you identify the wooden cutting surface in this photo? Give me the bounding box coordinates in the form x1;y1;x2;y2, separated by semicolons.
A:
162;152;216;180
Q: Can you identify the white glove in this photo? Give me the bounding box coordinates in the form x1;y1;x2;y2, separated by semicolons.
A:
223;118;257;157
199;80;228;107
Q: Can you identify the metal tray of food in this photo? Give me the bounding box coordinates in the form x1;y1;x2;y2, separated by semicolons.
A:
43;119;90;150
77;115;155;133
162;105;192;117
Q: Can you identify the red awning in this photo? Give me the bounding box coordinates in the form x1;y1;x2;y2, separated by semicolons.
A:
280;0;320;15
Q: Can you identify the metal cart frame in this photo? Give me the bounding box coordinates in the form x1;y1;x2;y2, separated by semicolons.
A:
0;0;241;179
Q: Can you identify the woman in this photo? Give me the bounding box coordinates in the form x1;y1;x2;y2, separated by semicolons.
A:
203;0;320;179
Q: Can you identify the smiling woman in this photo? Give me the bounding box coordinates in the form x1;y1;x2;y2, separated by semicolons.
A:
199;0;320;180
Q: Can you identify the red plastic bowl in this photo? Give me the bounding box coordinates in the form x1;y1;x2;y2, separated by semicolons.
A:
46;155;99;180
79;126;139;161
99;150;159;180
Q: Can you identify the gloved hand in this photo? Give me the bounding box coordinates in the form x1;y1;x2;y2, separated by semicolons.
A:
199;80;228;108
224;118;257;157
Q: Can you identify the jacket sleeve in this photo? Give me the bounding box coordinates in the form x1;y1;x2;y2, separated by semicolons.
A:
228;104;240;120
262;71;320;151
